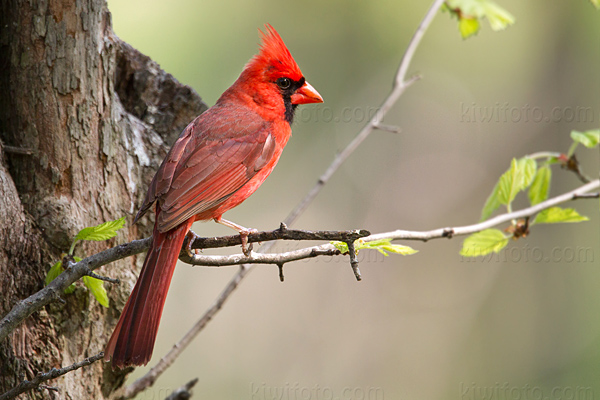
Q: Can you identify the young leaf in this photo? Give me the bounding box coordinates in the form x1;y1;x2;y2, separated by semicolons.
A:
480;181;501;221
518;157;537;189
332;241;348;253
528;166;551;205
570;129;600;149
45;260;63;286
481;1;515;31
497;158;522;205
64;283;76;294
534;207;589;224
83;276;109;307
460;229;509;257
359;239;418;256
330;239;418;257
591;0;600;9
445;0;515;37
74;216;126;242
459;17;480;39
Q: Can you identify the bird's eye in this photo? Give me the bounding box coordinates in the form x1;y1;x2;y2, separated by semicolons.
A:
276;77;291;90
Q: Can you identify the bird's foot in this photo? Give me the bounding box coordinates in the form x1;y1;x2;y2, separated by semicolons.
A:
214;217;258;256
238;228;258;256
185;230;201;257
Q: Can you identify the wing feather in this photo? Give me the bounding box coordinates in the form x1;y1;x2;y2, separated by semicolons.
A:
137;104;278;232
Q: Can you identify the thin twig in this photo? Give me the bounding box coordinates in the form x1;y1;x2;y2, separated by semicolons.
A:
573;192;599;199
186;244;342;267
185;179;600;266
164;378;198;400
187;228;370;252
373;123;401;133
0;352;104;400
2;145;34;155
345;240;362;281
84;269;121;284
365;179;600;243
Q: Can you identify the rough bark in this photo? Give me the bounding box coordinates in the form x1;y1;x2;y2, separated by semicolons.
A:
0;0;207;398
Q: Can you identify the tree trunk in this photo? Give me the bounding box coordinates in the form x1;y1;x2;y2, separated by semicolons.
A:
0;0;207;397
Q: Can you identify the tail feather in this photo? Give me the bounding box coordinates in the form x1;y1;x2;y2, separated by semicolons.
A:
105;216;194;368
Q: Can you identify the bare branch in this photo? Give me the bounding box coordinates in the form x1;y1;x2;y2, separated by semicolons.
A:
84;269;121;284
164;378;198;400
0;353;104;400
2;145;34;155
186;226;370;252
373;123;401;134
186;244;341;266
0;238;150;343
0;227;368;343
366;179;600;243
573;192;599;199
345;240;362;280
184;179;600;268
562;154;593;184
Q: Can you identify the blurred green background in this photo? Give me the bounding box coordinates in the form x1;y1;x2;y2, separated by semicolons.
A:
106;0;600;398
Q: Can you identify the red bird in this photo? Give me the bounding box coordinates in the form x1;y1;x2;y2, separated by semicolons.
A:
105;25;322;368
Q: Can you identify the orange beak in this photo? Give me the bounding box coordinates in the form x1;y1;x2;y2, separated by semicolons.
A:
291;81;323;105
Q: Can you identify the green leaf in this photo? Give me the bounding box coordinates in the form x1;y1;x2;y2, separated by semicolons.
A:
359;239;418;256
45;257;82;294
74;216;126;242
460;229;509;257
528;166;551;205
591;0;600;10
83;276;109;307
331;239;418;257
332;241;348;253
481;1;515;31
480;181;501;221
45;261;63;286
445;0;515;37
571;129;600;149
497;158;522;205
494;157;536;207
518;157;537;189
64;283;76;294
459;17;480;38
534;207;589;224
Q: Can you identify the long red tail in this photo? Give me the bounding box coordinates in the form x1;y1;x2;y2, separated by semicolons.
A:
105;216;194;368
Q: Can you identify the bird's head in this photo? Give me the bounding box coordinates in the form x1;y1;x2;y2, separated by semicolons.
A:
232;24;323;123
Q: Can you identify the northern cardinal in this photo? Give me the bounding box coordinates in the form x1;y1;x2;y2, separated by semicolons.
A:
104;25;322;368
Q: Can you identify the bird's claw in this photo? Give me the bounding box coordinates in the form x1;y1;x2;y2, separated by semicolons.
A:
239;228;258;256
185;230;201;257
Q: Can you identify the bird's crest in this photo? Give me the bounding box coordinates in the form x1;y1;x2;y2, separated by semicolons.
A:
244;24;303;81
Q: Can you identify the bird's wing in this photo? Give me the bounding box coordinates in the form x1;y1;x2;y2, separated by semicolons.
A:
136;106;277;232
